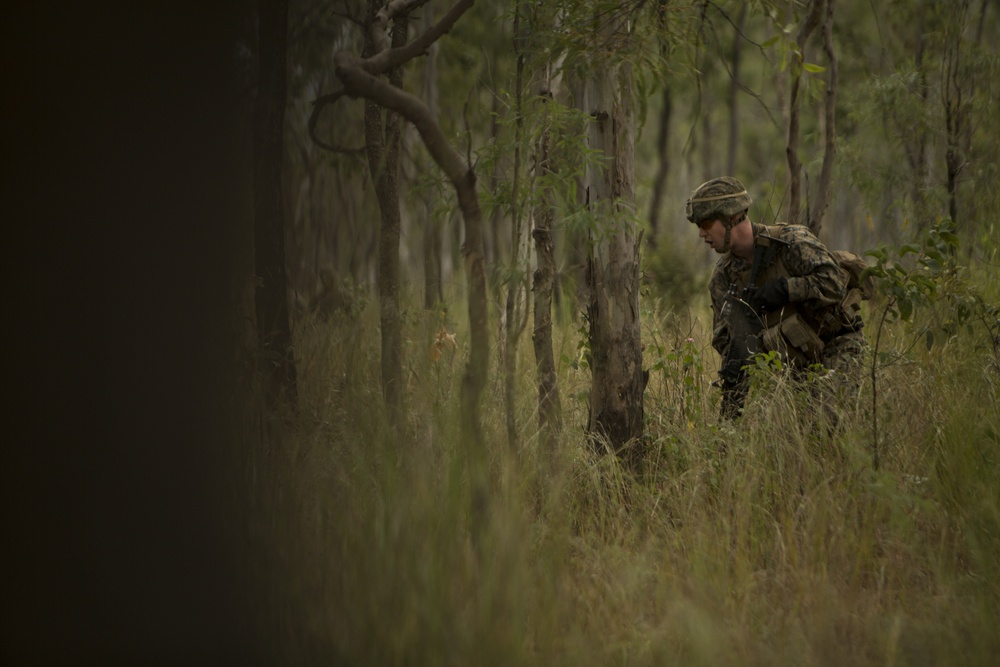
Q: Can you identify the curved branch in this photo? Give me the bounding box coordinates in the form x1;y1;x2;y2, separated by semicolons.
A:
308;90;366;154
336;52;467;185
364;0;474;75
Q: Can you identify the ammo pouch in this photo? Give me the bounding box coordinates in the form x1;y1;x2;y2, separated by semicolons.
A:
817;287;864;337
762;312;824;365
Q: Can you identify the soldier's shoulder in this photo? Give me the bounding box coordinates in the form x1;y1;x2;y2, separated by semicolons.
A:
765;223;826;248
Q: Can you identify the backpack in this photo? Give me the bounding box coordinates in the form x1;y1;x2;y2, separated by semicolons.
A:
830;249;875;301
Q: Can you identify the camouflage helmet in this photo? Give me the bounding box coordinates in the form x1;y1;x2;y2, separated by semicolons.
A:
685;176;753;226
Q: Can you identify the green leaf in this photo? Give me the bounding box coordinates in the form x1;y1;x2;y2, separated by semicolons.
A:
899;296;913;321
803;62;826;73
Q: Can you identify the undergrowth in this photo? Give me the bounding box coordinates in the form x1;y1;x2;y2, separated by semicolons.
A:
234;274;1000;666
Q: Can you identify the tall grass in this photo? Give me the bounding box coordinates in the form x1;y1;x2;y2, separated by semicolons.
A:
234;285;1000;665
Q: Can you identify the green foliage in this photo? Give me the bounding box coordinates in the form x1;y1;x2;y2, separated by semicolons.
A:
864;218;960;325
862;218;995;355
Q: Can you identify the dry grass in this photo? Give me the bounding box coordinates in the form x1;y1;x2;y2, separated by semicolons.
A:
233;290;1000;665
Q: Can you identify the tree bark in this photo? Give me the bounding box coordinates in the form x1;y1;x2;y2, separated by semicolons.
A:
786;0;824;226
582;31;646;467
364;1;408;427
254;0;298;409
809;0;837;235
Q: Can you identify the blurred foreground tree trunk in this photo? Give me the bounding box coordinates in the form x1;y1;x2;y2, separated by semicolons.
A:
254;0;298;409
582;13;646;467
364;0;408;427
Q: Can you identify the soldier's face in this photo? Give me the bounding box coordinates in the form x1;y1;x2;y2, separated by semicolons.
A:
697;218;727;253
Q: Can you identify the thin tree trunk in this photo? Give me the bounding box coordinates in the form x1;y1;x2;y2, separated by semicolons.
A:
532;57;562;456
254;0;298;409
421;7;443;309
331;0;488;525
912;8;931;225
365;2;408;426
944;0;972;227
583;26;646;467
786;0;824;226
809;0;837;235
488;91;502;267
503;1;527;451
696;0;713;181
727;4;747;175
646;85;671;250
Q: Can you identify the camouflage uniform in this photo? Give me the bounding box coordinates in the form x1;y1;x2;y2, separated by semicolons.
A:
709;222;866;416
686;177;867;418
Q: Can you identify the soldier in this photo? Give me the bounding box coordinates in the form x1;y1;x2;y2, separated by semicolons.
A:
686;176;866;419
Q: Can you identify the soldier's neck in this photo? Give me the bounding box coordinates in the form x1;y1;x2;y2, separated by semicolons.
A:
730;222;755;261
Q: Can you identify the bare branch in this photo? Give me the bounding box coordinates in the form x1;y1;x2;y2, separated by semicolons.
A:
309;90;367;154
364;0;474;75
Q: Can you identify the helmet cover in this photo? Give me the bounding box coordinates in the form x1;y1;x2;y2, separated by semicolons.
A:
685;176;753;225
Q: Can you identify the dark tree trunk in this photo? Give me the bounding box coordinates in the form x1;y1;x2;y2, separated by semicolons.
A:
254;0;297;408
364;1;408;427
421;8;443;310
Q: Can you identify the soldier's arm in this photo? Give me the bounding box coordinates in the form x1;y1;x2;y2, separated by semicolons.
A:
779;226;848;308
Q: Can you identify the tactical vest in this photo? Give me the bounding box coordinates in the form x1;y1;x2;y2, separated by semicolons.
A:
738;224;865;366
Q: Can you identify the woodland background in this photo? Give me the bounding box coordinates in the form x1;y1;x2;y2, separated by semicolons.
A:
4;0;1000;663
